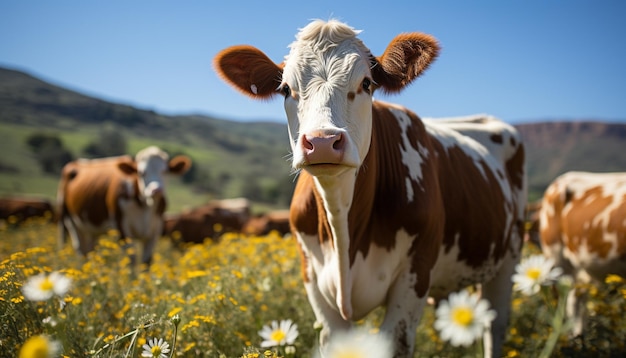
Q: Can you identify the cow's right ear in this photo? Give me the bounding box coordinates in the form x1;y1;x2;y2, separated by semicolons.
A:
118;160;137;175
168;155;192;175
214;45;284;99
371;33;440;94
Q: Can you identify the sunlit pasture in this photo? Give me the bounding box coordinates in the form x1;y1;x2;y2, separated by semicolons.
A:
1;218;625;357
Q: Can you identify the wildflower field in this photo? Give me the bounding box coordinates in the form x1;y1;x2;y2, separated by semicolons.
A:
2;218;626;357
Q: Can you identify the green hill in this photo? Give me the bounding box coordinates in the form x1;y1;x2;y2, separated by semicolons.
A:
0;67;294;212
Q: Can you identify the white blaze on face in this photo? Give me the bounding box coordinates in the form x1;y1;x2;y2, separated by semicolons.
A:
135;146;169;206
281;21;374;170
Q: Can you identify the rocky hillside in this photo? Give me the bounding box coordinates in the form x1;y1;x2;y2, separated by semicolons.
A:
515;121;626;199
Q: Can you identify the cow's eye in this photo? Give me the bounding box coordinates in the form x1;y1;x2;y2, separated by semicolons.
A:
281;84;291;98
362;78;372;94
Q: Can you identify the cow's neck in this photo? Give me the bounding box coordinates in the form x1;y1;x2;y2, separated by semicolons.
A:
312;168;357;320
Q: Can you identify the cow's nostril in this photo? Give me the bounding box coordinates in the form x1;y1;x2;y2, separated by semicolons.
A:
303;135;314;151
332;134;344;150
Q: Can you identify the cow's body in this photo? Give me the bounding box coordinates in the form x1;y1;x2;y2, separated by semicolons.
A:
57;146;191;265
243;210;291;237
164;198;250;246
214;20;526;357
538;171;626;335
0;197;54;225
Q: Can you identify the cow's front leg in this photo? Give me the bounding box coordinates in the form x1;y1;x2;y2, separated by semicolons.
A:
141;236;158;267
380;268;428;358
303;278;351;354
480;251;519;358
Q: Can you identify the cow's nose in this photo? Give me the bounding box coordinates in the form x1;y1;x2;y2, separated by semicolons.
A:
146;183;163;197
301;132;345;164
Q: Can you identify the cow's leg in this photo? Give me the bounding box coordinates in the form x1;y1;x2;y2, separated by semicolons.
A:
140;236;158;268
566;286;586;337
63;217;95;256
116;217;139;267
380;269;427;358
480;252;518;358
301;277;350;352
58;217;67;251
567;270;590;337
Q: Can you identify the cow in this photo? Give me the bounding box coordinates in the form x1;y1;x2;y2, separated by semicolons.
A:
0;196;55;225
163;198;251;246
214;19;526;357
57;146;191;266
243;210;291;237
536;171;626;336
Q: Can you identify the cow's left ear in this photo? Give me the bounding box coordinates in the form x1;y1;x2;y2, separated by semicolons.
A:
118;159;137;175
168;155;192;175
371;33;440;94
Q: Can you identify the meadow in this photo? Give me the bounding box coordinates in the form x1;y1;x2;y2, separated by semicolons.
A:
1;218;625;357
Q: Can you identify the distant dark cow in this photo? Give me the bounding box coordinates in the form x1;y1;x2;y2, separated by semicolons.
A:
214;19;526;357
57;146;191;265
243;210;291;237
0;197;54;225
163;198;250;246
535;171;626;336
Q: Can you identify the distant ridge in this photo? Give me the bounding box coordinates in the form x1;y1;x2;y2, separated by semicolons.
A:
515;121;626;198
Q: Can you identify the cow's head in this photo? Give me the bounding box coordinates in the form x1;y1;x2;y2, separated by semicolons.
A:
214;19;439;177
118;146;192;206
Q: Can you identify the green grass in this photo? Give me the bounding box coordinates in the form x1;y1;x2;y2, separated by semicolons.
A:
2;220;626;357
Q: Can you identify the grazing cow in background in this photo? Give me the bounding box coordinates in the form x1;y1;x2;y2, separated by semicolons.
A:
163;198;251;246
214;19;526;357
0;197;55;225
536;171;626;336
243;210;291;237
57;146;191;266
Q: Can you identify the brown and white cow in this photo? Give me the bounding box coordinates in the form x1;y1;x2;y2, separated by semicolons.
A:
214;19;526;357
57;146;191;266
163;198;251;246
0;196;55;225
536;171;626;336
243;210;291;237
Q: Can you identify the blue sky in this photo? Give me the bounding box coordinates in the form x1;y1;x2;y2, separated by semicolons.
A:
1;1;625;124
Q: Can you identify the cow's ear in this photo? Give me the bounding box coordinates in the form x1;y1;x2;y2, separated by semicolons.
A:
118;159;137;175
214;45;284;99
168;155;192;175
371;33;440;94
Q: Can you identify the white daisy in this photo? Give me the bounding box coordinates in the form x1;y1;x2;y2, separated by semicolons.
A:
258;319;299;347
434;290;497;347
512;254;563;296
314;329;393;358
22;271;71;301
141;337;170;358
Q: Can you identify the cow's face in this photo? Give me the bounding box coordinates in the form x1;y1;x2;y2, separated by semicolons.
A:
118;147;191;207
214;19;439;176
279;21;375;176
135;146;170;205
